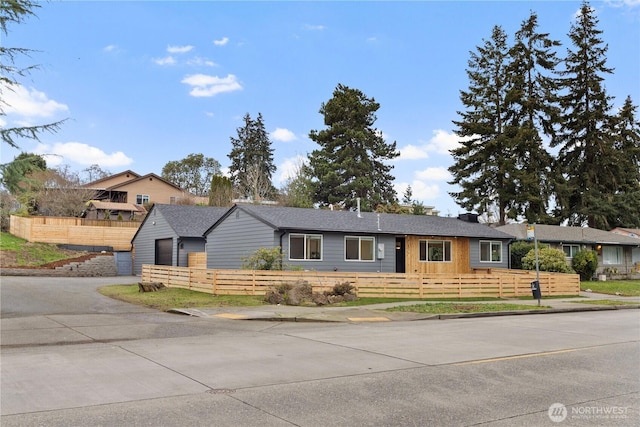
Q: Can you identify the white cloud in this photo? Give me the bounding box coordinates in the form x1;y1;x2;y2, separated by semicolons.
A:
181;74;242;97
605;0;640;8
425;129;464;154
3;85;68;118
304;24;325;31
394;180;441;202
187;57;218;67
415;167;451;181
277;155;308;185
103;44;118;52
33;142;133;167
397;144;429;160
154;55;176;66
167;45;194;54
213;37;229;46
270;128;297;142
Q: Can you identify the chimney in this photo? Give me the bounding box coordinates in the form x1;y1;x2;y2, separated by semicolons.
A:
458;213;479;223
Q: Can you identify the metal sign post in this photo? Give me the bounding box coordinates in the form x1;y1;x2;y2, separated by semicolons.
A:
528;224;541;306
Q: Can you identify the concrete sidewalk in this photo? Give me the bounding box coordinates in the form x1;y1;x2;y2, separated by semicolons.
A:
169;292;640;323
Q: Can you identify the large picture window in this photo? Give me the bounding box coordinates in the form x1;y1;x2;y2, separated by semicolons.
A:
480;241;502;262
289;234;322;260
602;246;623;265
419;240;452;262
345;236;375;262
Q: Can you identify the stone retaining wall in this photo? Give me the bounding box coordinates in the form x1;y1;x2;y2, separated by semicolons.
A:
1;255;117;277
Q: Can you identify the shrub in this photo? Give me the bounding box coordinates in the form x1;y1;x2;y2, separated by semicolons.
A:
510;241;536;270
242;247;284;270
572;250;598;281
522;247;574;274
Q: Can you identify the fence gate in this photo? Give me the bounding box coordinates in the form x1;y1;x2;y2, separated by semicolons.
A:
114;251;133;276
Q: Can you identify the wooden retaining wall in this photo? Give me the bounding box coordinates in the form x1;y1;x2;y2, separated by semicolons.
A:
10;215;139;251
141;265;580;299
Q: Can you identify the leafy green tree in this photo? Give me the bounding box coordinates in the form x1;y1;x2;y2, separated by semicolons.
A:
228;113;276;201
506;12;561;224
448;26;517;225
551;1;618;229
1;0;66;149
522;247;574;274
509;241;536;270
161;153;221;197
572;250;598;281
307;84;399;211
0;152;47;194
208;175;233;207
280;160;314;208
608;96;640;227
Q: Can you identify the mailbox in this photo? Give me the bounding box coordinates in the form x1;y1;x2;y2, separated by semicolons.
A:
531;280;542;300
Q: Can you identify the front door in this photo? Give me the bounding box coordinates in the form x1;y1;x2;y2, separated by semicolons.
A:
395;237;405;273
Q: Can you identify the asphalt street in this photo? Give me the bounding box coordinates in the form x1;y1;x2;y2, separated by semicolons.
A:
1;275;638;426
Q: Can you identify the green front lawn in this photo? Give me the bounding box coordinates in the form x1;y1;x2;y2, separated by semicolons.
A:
581;280;640;296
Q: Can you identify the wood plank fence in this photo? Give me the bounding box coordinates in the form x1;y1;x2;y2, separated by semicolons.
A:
141;265;580;299
10;215;139;251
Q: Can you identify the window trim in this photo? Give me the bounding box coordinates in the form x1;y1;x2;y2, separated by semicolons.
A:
136;194;150;205
419;239;452;263
479;240;502;263
288;233;323;261
344;236;376;262
562;244;580;258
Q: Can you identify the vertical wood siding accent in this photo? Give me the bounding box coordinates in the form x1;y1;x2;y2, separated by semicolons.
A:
206;210;277;269
404;236;471;274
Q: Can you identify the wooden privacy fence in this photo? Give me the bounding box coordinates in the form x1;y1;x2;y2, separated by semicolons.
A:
142;265;580;299
10;215;139;251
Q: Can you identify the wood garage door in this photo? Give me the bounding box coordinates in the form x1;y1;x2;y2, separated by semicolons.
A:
155;239;173;266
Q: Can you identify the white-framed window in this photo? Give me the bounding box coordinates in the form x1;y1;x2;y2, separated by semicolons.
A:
419;240;452;262
289;234;322;260
562;245;580;258
136;194;149;205
480;241;502;263
602;246;623;265
345;236;375;262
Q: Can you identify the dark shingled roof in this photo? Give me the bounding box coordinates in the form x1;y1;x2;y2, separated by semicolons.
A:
148;204;228;238
496;223;640;246
216;204;513;239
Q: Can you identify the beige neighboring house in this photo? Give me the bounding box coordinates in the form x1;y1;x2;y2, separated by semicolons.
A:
611;227;640;239
84;201;146;221
497;223;640;278
82;170;204;206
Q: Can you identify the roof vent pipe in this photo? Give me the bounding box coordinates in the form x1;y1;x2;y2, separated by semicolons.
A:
329;204;333;211
356;198;362;218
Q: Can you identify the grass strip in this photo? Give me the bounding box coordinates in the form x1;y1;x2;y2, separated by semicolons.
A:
581;280;640;296
385;302;551;314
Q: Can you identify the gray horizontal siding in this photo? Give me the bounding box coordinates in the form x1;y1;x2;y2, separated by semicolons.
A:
177;238;206;268
206;209;278;269
132;209;177;275
469;238;510;269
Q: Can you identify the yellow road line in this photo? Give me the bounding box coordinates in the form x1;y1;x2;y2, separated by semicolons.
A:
453;348;580;366
347;317;391;322
214;313;248;319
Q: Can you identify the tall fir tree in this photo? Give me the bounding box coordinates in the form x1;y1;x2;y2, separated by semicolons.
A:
506;12;561;224
448;26;517;225
307;84;399;211
609;96;640;227
227;113;276;201
551;1;618;228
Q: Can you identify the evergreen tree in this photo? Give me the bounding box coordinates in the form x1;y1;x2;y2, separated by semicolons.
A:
307;84;399;211
0;152;47;194
448;26;516;225
228;113;276;201
551;1;617;228
1;0;66;149
609;96;640;227
208;175;233;207
506;12;561;224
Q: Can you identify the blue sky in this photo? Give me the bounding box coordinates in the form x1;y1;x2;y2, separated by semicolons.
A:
2;0;639;216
